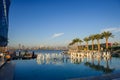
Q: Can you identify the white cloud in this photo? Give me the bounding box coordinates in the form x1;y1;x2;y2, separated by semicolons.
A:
52;33;64;38
101;27;120;33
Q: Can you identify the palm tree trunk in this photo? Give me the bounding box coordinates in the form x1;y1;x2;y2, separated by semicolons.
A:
80;43;81;50
77;42;79;51
106;38;108;50
86;42;88;51
97;40;100;51
92;40;94;51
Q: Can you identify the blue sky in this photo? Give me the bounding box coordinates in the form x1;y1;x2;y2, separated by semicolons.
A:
9;0;120;47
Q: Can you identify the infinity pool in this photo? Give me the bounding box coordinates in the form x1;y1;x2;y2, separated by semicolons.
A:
14;52;120;80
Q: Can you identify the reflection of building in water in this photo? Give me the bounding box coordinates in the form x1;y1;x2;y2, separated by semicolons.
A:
36;52;115;73
71;58;83;64
36;53;70;64
70;52;114;73
36;52;114;73
36;52;112;65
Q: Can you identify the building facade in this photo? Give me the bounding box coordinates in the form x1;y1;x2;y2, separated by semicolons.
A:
0;0;10;47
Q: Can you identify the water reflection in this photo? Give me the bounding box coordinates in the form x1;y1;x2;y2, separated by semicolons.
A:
36;53;115;73
36;53;69;65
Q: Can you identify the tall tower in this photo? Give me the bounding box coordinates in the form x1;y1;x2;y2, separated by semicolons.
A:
0;0;10;47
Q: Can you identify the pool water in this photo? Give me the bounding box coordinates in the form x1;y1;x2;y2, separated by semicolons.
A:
13;52;120;80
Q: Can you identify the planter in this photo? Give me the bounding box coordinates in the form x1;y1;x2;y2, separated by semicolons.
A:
5;55;11;60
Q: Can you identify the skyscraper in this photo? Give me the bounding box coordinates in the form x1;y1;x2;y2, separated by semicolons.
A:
0;0;10;47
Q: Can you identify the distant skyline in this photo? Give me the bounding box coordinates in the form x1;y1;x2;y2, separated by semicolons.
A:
9;0;120;47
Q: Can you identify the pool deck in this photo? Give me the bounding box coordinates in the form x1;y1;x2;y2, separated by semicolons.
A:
0;61;5;68
0;61;15;80
70;73;120;80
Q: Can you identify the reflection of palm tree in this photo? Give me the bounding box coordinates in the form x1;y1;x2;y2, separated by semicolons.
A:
104;58;115;73
91;57;94;65
94;34;103;51
89;35;95;51
105;57;110;71
84;61;114;73
84;62;90;66
74;58;82;64
84;37;90;51
106;59;109;69
97;57;101;66
102;31;114;50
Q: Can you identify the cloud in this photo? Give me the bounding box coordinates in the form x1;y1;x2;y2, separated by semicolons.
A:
52;33;64;38
101;27;120;33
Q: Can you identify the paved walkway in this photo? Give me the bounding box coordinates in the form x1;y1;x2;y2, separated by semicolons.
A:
0;57;5;68
0;61;5;68
0;61;15;80
69;73;120;80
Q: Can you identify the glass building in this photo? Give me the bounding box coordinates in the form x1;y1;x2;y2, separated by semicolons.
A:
0;0;10;47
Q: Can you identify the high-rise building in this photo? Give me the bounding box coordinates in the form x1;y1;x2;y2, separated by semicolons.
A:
0;0;10;47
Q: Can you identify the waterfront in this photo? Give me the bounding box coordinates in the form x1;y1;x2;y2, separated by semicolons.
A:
12;50;120;80
0;0;120;80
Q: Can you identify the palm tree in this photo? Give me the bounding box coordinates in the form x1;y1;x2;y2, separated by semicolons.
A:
68;42;74;46
72;38;79;45
79;39;83;50
89;35;95;51
84;37;90;51
68;42;73;48
72;38;83;50
94;34;103;51
72;38;82;45
102;31;114;50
